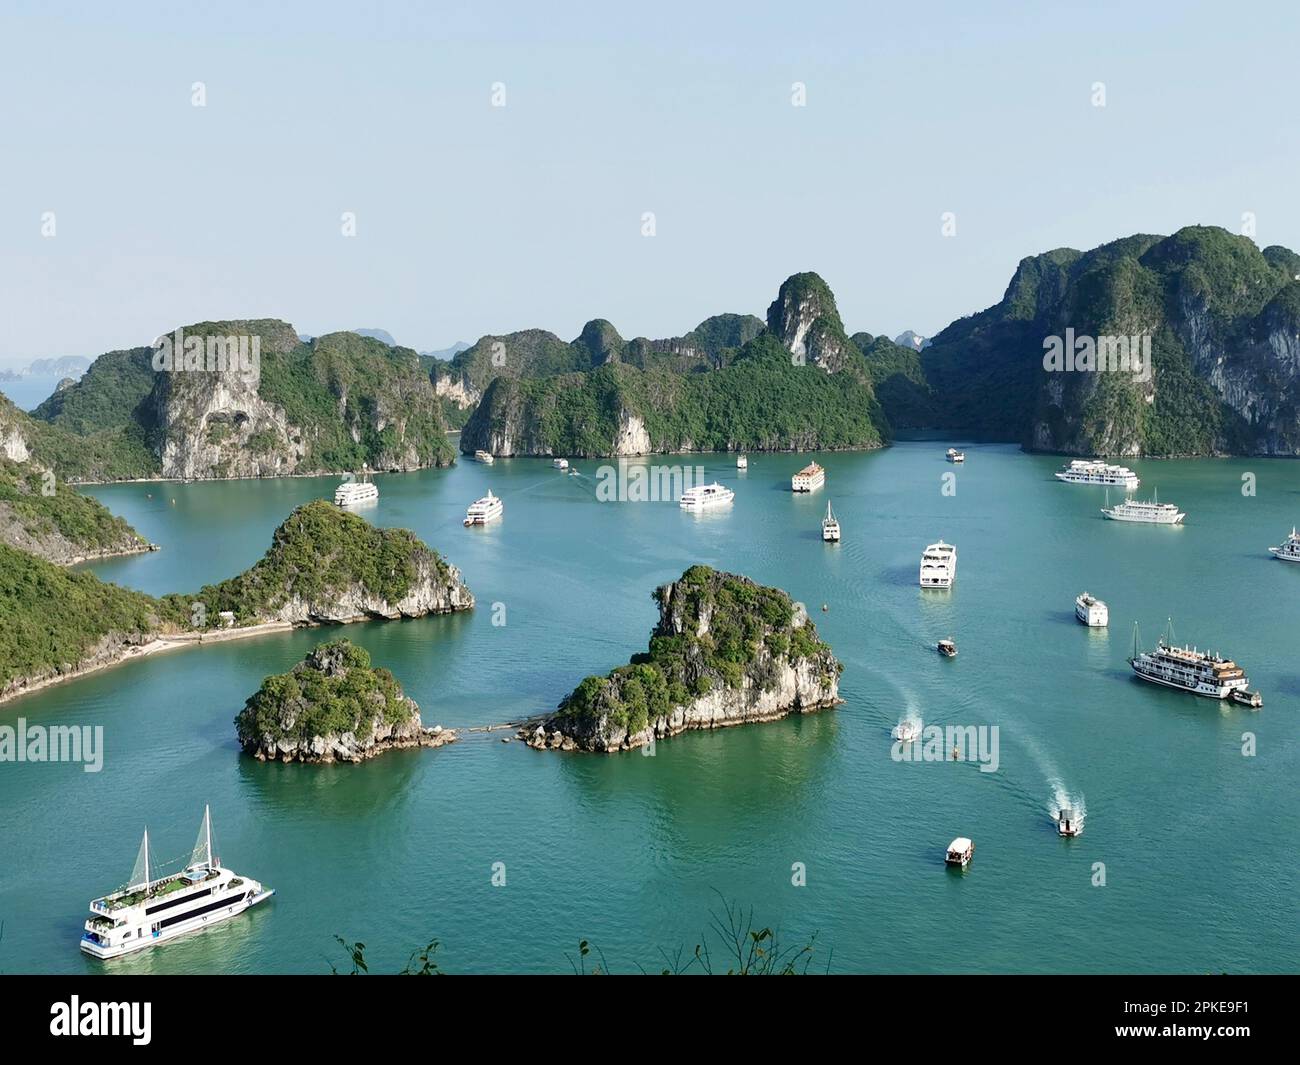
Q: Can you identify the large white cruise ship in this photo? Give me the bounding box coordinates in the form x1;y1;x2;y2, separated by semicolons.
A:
1269;527;1300;563
791;462;825;492
679;483;734;511
1056;459;1140;489
1128;625;1260;705
918;540;957;588
1101;496;1184;524
464;490;504;526
80;806;272;960
334;473;378;506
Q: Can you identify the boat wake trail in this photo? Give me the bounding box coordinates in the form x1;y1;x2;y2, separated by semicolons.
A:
1048;783;1086;830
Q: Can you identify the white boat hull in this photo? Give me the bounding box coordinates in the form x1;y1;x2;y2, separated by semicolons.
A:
80;889;273;960
1130;667;1242;699
1269;548;1300;563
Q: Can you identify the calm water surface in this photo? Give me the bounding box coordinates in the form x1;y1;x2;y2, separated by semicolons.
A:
1;442;1297;973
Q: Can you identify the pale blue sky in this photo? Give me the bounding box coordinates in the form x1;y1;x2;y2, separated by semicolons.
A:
1;0;1296;366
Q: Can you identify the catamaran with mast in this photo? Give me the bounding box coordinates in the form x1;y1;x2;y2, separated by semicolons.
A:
80;805;273;960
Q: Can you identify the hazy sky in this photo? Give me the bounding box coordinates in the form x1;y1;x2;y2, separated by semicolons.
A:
2;0;1297;366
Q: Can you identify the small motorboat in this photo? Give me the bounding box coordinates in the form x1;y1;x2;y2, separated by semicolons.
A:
1231;688;1263;709
945;837;974;867
946;448;965;463
892;720;921;742
553;458;569;470
937;638;957;658
736;455;748;469
1056;809;1082;838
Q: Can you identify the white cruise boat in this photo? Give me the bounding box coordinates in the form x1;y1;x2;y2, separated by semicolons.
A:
80;806;272;960
679;483;734;511
334;473;378;506
1055;459;1140;489
553;458;569;470
945;447;964;463
464;489;504;526
1101;495;1184;524
736;455;748;469
822;501;840;542
791;462;825;492
473;450;495;465
919;540;957;588
1269;527;1300;563
1075;592;1108;627
1128;623;1260;704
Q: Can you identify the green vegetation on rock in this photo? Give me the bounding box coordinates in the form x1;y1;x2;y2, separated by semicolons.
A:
235;639;415;752
555;565;841;740
0;457;150;562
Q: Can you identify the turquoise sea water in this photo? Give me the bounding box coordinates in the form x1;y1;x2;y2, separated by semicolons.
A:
1;442;1297;974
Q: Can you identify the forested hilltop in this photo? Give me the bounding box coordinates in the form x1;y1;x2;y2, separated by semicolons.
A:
8;323;456;482
459;273;891;457
864;226;1300;456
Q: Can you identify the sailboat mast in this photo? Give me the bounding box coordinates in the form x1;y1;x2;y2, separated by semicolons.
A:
205;804;213;869
144;828;150;888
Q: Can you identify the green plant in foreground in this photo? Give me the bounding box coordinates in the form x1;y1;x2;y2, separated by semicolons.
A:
331;896;827;975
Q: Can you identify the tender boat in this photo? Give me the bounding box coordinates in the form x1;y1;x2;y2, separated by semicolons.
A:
945;447;964;463
736;455;748;469
945;838;974;867
919;540;957;588
1055;808;1082;838
679;483;735;511
334;472;378;506
791;462;825;493
1075;592;1108;627
1128;621;1259;704
892;720;921;742
937;638;957;657
473;450;495;465
1268;527;1300;563
1055;459;1140;489
80;805;272;960
553;458;569;470
464;490;504;526
821;501;840;542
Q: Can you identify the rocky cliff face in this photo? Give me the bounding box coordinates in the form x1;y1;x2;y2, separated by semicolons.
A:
150;319;305;479
236;639;457;764
900;227;1300;456
526;567;842;753
265;552;473;624
766;273;857;373
0;397;30;465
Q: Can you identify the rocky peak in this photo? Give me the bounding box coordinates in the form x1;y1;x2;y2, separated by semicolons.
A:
766;272;856;373
572;319;626;366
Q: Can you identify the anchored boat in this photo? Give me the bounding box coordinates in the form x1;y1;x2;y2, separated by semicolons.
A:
1128;621;1261;706
334;470;378;506
945;838;974;867
919;540;957;588
1075;592;1108;627
1269;527;1300;563
822;501;840;542
80;805;272;960
791;462;825;492
945;447;964;463
464;490;504;526
679;483;735;511
1055;459;1140;489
